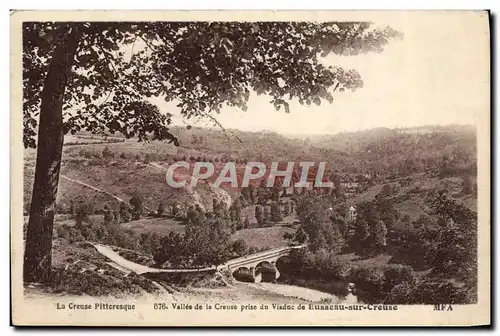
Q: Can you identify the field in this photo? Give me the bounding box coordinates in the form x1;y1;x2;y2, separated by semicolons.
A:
121;217;187;236
230;225;297;250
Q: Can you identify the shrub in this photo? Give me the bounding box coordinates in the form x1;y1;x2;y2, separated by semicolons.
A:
56;224;71;239
157;202;166;217
81;226;97;241
119;202;132;223
386;281;415;304
106;225;139;250
49;265;160;297
83;150;93;159
102;146;113;158
129;194;144;220
349;266;385;291
74;202;93;227
230;239;248;258
67;226;85;243
383;264;417;292
139;232;162;255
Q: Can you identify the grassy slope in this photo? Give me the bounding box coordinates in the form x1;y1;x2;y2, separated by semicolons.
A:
24;141;208;212
24;127;477;252
346;174;477;220
230;225;297;250
121;217;187;236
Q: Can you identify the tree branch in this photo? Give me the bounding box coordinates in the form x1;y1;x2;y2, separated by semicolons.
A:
200;111;243;144
137;33;242;145
138;35;157;52
97;43;118;74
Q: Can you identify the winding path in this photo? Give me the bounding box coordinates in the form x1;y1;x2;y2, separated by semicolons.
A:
92;243;216;274
60;175;128;203
60;174;153;211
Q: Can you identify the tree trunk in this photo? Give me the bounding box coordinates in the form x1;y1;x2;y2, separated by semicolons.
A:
23;28;80;284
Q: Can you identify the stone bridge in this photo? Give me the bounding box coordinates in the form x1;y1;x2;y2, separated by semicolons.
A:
222;245;306;282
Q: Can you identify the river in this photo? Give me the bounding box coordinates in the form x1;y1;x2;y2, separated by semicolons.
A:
248;271;359;303
244;281;358;303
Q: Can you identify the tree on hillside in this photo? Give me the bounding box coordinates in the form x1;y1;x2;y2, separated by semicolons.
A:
157;202;166;217
282;201;290;216
101;146;113;159
119;202;132;222
255;205;264;227
74;202;93;228
426;194;477;282
401;214;412;226
243;216;250;229
112;209;121;224
263;206;271;225
186;206;202;226
69;200;75;216
351;217;370;252
212;199;221;213
183;217;233;266
271;185;281;203
371;219;388;252
22;21;400;282
129;194;144;220
270;201;283;222
380;184;392;198
103;204;114;224
240;187;252;205
462;176;473;195
230;199;243;229
172;202;182;218
257;179;270;205
296;196;345;253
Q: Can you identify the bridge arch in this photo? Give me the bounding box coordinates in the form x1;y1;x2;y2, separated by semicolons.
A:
223;244;306;283
254;261;276;283
275;255;293;282
232;266;254;282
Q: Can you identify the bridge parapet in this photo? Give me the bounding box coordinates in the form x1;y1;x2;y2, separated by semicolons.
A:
224;244;306;279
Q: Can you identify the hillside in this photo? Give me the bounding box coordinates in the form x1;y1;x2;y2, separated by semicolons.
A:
24;124;477;216
22;124;479;306
306;125;476;153
345;173;477;220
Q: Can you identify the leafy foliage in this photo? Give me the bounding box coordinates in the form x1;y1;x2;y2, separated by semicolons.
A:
129;194;144;220
295;195;345;253
74;202;93;228
153;214;248;268
23;21;401;149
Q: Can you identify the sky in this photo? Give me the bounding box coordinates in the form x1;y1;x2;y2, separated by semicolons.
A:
151;11;490;135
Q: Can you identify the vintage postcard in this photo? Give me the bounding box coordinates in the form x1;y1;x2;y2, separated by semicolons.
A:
11;10;490;326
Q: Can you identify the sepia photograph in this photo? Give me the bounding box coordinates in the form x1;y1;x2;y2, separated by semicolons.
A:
10;10;490;326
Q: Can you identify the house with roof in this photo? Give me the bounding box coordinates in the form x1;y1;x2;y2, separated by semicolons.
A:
346;205;357;222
